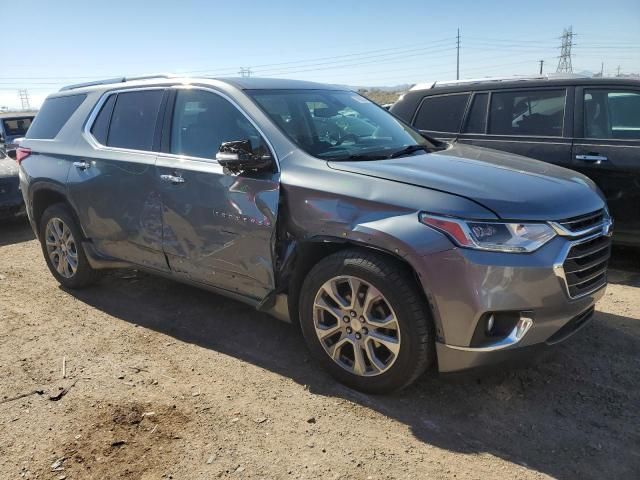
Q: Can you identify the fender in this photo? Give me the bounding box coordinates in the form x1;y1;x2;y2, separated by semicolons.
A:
269;211;456;336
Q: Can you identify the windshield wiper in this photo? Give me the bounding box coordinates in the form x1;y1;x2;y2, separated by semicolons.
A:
330;153;390;162
388;144;433;158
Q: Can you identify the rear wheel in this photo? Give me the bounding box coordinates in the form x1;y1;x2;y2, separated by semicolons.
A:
299;249;435;393
39;203;100;289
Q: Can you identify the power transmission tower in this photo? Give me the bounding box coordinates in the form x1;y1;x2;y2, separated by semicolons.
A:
18;89;31;110
456;28;460;80
556;26;575;73
239;67;252;78
539;59;544;75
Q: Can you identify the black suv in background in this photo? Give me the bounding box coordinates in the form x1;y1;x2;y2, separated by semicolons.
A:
391;76;640;246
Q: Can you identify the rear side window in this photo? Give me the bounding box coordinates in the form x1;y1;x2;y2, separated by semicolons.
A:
107;90;164;151
90;94;116;145
584;89;640;140
463;93;488;134
413;93;469;133
26;94;86;139
488;89;565;137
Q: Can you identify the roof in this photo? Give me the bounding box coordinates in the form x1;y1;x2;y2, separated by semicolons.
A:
407;75;640;94
58;75;348;93
216;77;346;90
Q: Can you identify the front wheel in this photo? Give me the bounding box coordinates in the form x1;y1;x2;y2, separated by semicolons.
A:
299;249;435;393
39;203;100;289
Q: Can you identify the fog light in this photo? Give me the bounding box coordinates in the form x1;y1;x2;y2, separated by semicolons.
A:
486;314;495;334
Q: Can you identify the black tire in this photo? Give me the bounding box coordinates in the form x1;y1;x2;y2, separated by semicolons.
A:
299;249;435;393
39;203;100;289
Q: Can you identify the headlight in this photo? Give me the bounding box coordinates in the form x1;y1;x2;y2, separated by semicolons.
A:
419;213;556;253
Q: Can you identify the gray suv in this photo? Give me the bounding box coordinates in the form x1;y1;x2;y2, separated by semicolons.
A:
18;75;612;392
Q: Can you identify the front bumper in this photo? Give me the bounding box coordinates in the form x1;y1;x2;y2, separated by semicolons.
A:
416;234;609;373
435;306;595;372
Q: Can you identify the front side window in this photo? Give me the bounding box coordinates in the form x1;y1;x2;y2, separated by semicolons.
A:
249;89;435;160
488;89;565;137
413;93;470;133
584;89;640;140
170;89;267;159
106;90;164;151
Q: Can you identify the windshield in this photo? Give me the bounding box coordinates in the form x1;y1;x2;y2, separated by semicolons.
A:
248;89;437;160
2;117;33;137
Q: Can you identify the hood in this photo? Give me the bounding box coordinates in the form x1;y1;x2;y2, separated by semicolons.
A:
0;156;18;179
328;143;605;221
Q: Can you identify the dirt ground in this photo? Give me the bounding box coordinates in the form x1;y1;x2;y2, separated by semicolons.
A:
1;219;638;480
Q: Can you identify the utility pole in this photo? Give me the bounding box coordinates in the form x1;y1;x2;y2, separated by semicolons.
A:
556;26;575;73
18;89;30;110
539;59;544;75
616;65;621;77
456;28;460;80
239;67;252;78
600;62;604;77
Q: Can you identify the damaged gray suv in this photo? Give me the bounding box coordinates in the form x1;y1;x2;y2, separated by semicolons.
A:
18;76;612;392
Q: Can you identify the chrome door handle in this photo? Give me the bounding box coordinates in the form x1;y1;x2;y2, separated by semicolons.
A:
576;154;608;162
160;174;185;184
73;161;91;170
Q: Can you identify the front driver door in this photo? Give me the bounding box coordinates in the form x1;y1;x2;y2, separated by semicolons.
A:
156;87;280;301
572;87;640;245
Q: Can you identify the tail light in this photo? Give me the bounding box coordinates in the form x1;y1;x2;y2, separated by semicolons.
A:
15;147;31;164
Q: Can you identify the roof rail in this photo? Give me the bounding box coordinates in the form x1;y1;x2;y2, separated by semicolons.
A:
59;74;177;91
409;73;591;91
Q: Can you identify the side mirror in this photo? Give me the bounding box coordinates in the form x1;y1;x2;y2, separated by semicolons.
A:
216;140;273;174
6;149;17;160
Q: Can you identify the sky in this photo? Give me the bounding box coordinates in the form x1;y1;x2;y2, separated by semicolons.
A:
1;0;638;109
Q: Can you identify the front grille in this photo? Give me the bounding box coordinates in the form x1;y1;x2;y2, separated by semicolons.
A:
562;234;611;298
557;209;605;233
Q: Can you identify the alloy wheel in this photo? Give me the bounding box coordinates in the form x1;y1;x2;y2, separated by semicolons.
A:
312;275;401;376
45;217;78;278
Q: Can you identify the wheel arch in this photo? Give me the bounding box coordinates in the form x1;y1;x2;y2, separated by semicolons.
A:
30;182;84;239
280;236;438;333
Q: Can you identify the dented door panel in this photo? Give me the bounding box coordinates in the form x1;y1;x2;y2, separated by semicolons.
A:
157;155;280;300
66;152;168;272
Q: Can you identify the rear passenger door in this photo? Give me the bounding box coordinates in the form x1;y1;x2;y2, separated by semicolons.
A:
572;87;640;245
156;87;280;301
457;88;573;168
67;88;169;271
411;92;470;141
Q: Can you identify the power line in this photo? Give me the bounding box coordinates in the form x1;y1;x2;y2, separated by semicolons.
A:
0;38;459;83
180;37;456;75
255;46;457;77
